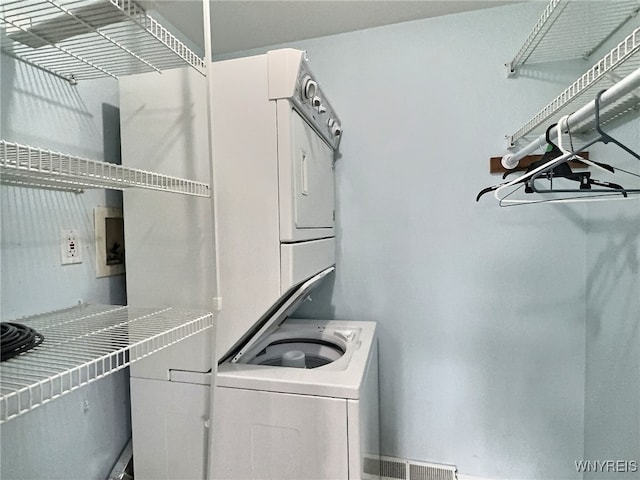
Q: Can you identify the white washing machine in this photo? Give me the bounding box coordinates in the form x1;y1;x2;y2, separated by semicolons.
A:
212;267;380;480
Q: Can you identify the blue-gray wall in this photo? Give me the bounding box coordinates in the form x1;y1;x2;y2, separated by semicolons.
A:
226;3;638;479
583;119;640;480
0;51;130;479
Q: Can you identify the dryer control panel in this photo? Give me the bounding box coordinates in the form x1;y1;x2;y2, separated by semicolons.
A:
293;61;342;151
267;49;342;151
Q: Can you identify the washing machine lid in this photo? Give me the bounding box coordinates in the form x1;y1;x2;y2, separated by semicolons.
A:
225;266;334;364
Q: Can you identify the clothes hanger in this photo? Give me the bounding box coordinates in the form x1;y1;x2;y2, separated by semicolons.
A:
479;89;640;205
526;114;626;196
593;89;640;162
503;121;616;180
475;123;598;201
525;87;640;198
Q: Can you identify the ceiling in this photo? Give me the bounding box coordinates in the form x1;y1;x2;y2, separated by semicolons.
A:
141;1;517;55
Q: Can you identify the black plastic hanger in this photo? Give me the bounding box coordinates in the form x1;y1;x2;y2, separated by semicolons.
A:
594;89;640;162
527;90;639;197
526;121;623;195
476;124;581;201
477;89;640;203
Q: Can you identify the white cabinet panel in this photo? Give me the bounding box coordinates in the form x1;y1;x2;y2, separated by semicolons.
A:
130;378;210;480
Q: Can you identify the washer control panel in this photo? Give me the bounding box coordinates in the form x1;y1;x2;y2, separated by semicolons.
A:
334;329;356;343
292;61;342;151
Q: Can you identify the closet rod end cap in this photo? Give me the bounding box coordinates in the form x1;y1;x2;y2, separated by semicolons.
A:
502;154;518;170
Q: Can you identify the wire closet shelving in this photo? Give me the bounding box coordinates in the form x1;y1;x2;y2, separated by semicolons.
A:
0;1;211;195
0;2;215;425
508;0;640;73
507;24;640;147
0;140;211;196
0;304;214;423
0;0;206;84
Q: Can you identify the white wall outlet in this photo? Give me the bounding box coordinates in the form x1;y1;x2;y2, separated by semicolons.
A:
61;229;82;265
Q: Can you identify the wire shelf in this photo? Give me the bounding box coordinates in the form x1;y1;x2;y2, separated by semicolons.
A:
508;0;640;72
508;27;640;146
0;140;211;196
0;304;214;423
0;0;206;84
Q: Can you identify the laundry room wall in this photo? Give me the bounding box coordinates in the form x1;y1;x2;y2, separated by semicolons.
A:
0;54;130;479
216;3;607;479
583;119;640;478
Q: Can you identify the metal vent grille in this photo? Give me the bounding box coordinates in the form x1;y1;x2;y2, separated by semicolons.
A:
381;457;408;479
380;456;457;480
410;462;456;480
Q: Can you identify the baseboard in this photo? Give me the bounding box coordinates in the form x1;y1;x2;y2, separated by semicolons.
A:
457;474;499;480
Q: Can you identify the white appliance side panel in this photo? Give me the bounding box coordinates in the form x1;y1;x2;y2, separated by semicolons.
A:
280;237;336;293
267;48;303;100
347;341;381;480
131;377;210;480
130;329;212;380
120;67;214;373
277;100;335;243
211;387;349;480
120;68;214;311
211;55;282;361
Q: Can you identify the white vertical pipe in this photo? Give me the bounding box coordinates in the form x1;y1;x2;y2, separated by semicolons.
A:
502;66;640;169
202;0;221;314
202;0;220;479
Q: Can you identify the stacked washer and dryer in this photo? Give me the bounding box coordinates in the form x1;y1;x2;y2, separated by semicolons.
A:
120;49;380;480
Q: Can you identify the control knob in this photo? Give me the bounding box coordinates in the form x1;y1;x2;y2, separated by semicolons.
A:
317;104;327;114
331;123;342;137
311;95;322;108
303;77;317;100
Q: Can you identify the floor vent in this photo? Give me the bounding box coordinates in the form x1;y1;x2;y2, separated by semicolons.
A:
380;457;407;479
380;456;457;480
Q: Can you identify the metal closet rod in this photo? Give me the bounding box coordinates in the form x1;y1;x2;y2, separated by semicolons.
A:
502;66;640;169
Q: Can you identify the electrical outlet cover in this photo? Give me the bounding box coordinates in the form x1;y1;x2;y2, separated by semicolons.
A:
61;229;82;265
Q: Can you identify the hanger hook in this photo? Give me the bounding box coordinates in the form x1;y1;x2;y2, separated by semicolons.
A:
556;115;572;154
595;89;606;138
594;88;640;161
545;122;559;148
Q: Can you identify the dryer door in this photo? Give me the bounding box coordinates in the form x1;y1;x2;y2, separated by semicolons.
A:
278;102;336;243
292;111;335;229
